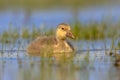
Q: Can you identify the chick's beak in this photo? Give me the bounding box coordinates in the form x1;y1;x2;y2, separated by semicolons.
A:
66;30;75;39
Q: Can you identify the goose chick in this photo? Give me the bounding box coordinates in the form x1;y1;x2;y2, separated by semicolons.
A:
27;23;75;55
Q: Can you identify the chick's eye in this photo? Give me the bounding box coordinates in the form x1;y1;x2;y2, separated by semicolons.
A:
61;28;65;30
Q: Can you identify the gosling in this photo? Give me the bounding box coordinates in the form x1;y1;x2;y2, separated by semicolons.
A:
27;23;75;55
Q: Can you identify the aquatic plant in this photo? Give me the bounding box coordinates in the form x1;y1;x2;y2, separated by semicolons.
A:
0;22;120;44
21;27;30;39
72;22;106;40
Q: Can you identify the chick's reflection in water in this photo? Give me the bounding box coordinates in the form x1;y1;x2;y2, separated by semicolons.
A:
27;23;75;57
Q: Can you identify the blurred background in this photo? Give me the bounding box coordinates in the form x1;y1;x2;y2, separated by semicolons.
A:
1;0;120;51
0;0;120;26
0;0;120;41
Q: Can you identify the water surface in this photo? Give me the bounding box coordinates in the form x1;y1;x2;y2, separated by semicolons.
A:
0;40;120;80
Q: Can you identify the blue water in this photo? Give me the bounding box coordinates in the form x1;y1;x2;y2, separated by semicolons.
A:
0;40;119;80
0;5;120;33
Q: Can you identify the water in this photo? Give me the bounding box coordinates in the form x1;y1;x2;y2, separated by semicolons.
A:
0;58;119;80
1;5;120;33
0;40;120;80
